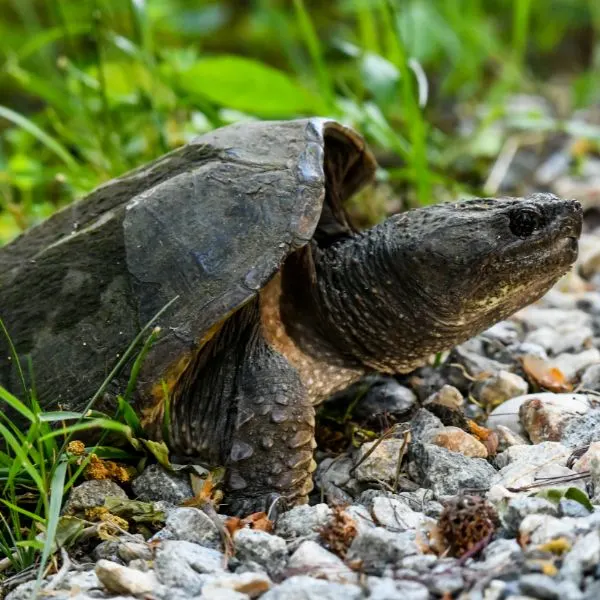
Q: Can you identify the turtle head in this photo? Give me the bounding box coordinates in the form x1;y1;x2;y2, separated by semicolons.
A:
357;192;582;370
388;193;581;332
291;193;582;375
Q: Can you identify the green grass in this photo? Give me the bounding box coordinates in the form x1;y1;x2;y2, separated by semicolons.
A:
0;297;177;587
0;0;599;583
0;0;598;242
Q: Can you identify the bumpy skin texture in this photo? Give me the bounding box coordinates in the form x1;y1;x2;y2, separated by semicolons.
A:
0;118;583;513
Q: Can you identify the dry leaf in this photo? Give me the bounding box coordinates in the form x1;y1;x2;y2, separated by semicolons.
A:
420;521;447;555
183;472;223;507
225;512;273;536
521;355;572;392
467;420;499;456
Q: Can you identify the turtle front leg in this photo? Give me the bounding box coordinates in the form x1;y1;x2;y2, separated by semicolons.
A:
224;340;317;516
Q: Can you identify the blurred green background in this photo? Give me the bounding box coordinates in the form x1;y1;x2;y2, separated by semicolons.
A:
0;0;599;244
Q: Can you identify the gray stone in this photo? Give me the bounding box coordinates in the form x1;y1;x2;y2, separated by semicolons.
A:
424;385;464;409
63;479;127;514
371;496;430;531
201;572;272;599
275;503;332;540
514;307;591;332
346;526;418;574
202;588;249;600
131;464;193;504
561;409;600;448
559;498;592;518
495;424;530;451
475;371;529;407
6;572;105;600
502;496;559;535
234;529;287;579
443;345;508;391
525;326;593;355
482;321;521;345
560;531;600;585
581;364;600;392
354;378;417;422
489;394;590;437
492;442;570;489
400;553;437;571
583;579;600;600
496;442;570;469
260;576;363;600
128;559;150;571
520;395;591;443
93;539;123;563
117;541;153;563
409;408;444;442
506;342;549;360
519;514;577;544
478;538;523;571
554;349;600;381
234;560;269;576
482;579;511;600
154;540;224;594
354;438;409;483
287;540;357;583
409;442;497;497
95;559;159;596
151;506;221;549
425;562;465;595
316;456;357;505
367;577;429;600
344;504;375;534
519;574;561;600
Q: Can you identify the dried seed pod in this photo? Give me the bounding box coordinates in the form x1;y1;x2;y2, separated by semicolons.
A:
437;495;499;557
319;506;358;559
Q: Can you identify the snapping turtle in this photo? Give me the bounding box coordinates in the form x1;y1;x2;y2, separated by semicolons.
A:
0;119;582;513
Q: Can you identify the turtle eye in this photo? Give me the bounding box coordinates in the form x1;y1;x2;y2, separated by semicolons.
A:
509;208;541;238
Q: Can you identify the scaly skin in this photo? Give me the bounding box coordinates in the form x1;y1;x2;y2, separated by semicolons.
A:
174;194;582;512
0;117;582;514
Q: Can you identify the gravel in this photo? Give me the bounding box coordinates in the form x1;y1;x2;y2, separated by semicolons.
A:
9;151;600;600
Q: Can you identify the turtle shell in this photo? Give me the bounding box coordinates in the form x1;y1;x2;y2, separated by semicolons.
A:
0;119;376;411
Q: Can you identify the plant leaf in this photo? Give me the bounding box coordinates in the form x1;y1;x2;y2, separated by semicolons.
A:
142;439;171;469
35;460;68;594
0;105;76;168
38;411;85;422
564;487;593;512
180;56;326;117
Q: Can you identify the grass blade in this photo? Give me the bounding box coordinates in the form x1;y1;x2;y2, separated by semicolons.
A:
0;105;76;168
57;295;179;456
292;0;334;111
34;460;67;595
0;318;28;402
0;423;45;503
124;327;160;403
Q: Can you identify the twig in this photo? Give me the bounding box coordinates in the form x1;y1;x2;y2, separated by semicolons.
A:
44;548;71;591
506;471;590;493
484;136;520;195
0;554;17;573
350;426;397;476
393;429;411;493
